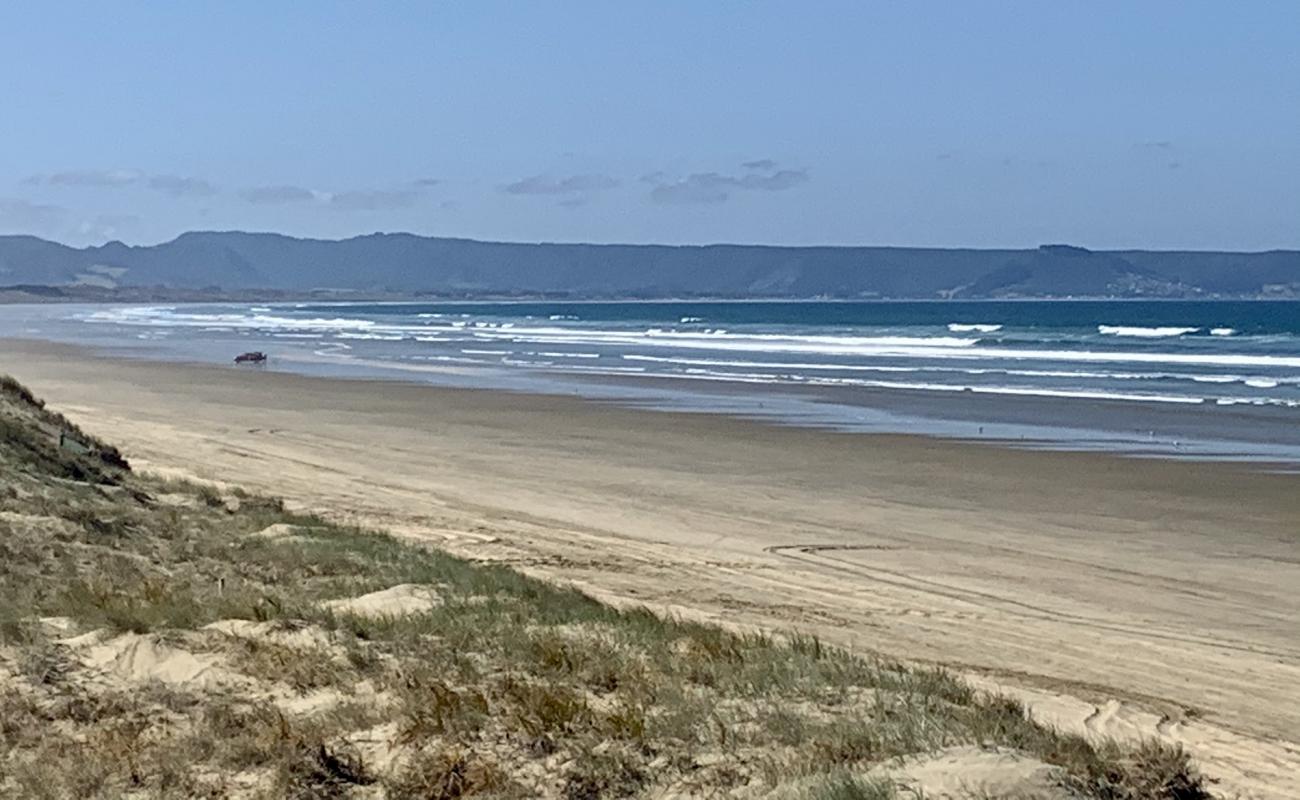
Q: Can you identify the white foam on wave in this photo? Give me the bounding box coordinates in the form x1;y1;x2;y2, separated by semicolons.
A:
615;354;1300;407
1210;328;1236;336
553;365;647;374
81;308;1063;364
947;323;1003;333
1098;325;1199;338
666;368;1209;404
890;345;1300;369
85;306;383;333
432;324;1300;368
677;368;799;385
621;355;1300;388
337;332;405;341
405;355;489;365
536;351;600;359
626;354;1145;381
802;376;967;393
1216;397;1300;408
624;354;919;373
680;316;705;323
965;385;1204;404
398;324;985;359
78;305;1300;372
476;326;980;350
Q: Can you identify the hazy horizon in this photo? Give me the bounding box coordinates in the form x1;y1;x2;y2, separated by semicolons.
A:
3;2;1298;251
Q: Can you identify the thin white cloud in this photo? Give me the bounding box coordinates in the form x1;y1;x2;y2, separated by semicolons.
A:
28;169;219;198
650;173;733;205
239;181;434;208
326;189;420;211
504;174;620;195
649;166;809;205
737;169;808;191
47;169;143;187
149;175;218;198
239;185;317;204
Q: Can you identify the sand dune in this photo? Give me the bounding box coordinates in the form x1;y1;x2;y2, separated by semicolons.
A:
4;338;1298;798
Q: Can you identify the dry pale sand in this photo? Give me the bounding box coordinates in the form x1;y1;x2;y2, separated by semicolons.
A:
4;339;1298;798
319;583;444;618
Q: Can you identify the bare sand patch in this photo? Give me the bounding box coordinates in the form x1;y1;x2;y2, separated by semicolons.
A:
246;522;305;539
75;631;244;689
205;618;338;651
869;746;1075;800
320;584;444;618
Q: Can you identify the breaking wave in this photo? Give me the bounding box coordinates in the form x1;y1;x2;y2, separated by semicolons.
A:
1098;325;1199;338
947;323;1003;333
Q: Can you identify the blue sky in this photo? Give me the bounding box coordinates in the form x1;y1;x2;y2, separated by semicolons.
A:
2;1;1296;249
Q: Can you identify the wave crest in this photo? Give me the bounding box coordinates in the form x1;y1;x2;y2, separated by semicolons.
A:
1098;325;1199;338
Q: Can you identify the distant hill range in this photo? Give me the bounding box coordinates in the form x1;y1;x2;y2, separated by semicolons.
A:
1;232;1298;299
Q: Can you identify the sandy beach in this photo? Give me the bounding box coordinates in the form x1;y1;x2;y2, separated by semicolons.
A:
3;338;1298;798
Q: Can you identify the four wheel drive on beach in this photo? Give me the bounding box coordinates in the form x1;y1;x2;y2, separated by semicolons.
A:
233;351;267;364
